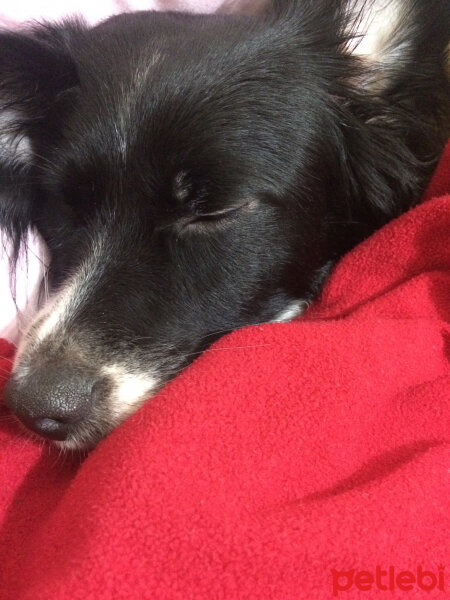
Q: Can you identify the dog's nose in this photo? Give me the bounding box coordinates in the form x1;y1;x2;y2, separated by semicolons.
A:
4;366;98;441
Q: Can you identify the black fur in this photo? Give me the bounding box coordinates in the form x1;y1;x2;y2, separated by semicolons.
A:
1;0;449;448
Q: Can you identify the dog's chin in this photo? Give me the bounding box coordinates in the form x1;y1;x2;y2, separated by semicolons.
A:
15;412;120;452
8;411;106;453
50;402;148;451
52;425;113;452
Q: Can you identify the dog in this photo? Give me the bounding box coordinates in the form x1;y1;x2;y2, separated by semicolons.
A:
1;0;448;450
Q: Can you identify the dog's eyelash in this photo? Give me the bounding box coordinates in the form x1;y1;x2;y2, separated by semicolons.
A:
193;205;243;222
182;201;256;233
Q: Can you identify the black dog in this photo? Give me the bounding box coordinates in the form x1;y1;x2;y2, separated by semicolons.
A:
1;0;448;449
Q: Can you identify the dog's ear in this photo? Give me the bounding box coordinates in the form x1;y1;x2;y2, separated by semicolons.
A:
0;22;82;167
345;0;450;92
0;22;83;257
336;0;449;223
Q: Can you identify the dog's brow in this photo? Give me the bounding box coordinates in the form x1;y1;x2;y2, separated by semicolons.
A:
172;170;191;203
0;109;32;166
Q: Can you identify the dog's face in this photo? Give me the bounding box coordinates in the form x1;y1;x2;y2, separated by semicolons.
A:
2;10;336;448
2;2;448;449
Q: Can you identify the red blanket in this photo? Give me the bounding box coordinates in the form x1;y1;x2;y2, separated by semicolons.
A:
0;142;449;600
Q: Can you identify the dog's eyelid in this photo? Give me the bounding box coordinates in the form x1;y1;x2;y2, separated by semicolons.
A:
182;198;259;231
205;198;259;217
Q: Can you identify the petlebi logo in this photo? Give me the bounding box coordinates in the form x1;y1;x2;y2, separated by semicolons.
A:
331;565;446;596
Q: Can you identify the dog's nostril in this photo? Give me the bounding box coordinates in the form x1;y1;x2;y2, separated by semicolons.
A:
4;365;106;441
32;417;71;441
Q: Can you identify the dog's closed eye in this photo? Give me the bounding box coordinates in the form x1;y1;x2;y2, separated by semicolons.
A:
178;199;259;234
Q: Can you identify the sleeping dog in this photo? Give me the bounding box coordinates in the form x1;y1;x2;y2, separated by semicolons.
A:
1;0;449;449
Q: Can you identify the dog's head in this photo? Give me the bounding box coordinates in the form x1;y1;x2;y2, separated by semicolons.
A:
1;2;448;449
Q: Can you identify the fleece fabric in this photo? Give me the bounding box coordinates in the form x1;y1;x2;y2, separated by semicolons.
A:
0;141;449;599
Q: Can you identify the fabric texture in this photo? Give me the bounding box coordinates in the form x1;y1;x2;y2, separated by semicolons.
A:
0;142;449;599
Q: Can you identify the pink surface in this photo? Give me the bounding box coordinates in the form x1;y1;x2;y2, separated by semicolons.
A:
0;0;235;28
0;0;254;342
0;231;48;344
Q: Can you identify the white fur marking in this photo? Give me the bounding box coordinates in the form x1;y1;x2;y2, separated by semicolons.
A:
27;236;107;347
35;294;70;342
102;364;158;419
348;0;404;62
116;53;162;160
272;300;308;323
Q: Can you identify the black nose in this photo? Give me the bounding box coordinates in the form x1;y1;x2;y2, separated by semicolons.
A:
4;365;98;441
